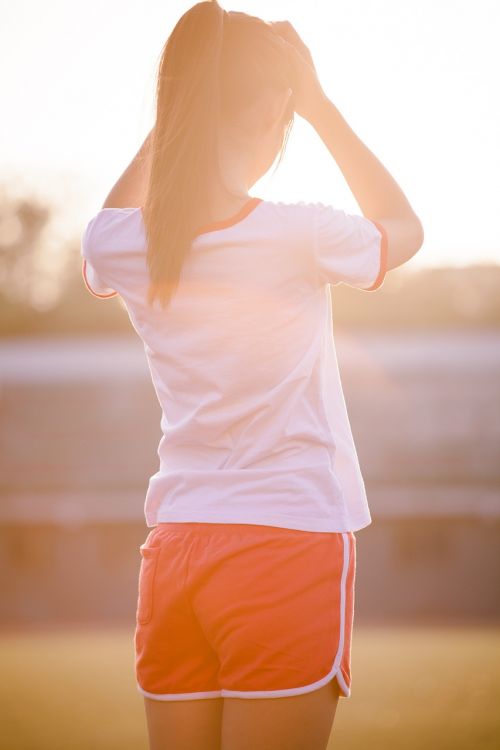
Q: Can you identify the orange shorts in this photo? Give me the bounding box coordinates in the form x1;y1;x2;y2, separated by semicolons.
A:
134;522;356;701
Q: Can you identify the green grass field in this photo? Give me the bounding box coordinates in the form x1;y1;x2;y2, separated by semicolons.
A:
1;625;498;750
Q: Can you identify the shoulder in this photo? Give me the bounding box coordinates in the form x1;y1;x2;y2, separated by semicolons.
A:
81;207;145;261
255;199;334;240
258;198;329;219
257;199;358;235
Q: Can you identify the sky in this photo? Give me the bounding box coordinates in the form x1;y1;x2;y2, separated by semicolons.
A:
1;0;499;270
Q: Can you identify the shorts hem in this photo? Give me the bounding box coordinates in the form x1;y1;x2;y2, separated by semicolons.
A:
137;667;350;702
220;666;350;700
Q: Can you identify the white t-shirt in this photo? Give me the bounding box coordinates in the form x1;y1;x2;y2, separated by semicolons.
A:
81;197;388;532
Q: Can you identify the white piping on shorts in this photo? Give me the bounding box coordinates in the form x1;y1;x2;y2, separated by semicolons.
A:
137;531;351;701
138;687;223;701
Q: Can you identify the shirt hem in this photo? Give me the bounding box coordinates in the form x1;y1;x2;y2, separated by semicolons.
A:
147;509;372;534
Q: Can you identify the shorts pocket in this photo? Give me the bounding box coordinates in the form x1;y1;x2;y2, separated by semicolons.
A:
136;544;161;626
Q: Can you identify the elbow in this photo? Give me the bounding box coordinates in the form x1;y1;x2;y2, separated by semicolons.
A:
413;214;425;253
401;214;424;263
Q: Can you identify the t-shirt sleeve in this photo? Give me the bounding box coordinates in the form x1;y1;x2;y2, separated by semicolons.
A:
312;202;388;291
80;218;118;299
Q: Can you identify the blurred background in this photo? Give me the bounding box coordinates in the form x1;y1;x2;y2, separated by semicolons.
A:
1;1;499;748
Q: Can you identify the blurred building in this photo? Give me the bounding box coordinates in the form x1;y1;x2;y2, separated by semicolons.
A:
1;330;499;626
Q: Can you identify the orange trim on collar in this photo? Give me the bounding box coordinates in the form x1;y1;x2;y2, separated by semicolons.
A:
81;258;118;299
194;197;263;237
363;219;388;292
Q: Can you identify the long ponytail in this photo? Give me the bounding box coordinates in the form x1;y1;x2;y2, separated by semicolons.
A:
144;1;294;311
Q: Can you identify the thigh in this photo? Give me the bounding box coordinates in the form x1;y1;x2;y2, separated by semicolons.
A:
221;679;341;750
143;695;223;750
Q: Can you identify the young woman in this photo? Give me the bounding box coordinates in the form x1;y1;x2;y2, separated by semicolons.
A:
81;2;423;748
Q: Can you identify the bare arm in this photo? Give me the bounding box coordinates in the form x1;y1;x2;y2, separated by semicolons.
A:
271;20;424;272
101;127;154;210
306;95;424;270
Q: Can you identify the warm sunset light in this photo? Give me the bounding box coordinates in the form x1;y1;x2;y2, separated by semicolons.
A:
1;3;498;750
2;0;499;268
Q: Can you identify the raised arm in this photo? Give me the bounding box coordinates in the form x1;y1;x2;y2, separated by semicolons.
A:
101;127;155;210
306;96;424;271
271;20;424;272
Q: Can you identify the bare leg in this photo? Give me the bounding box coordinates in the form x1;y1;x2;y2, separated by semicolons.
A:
143;696;223;750
221;676;341;750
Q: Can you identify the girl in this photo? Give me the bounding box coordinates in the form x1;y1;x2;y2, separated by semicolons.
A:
81;2;423;749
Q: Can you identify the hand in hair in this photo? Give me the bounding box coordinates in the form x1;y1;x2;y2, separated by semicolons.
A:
269;20;326;123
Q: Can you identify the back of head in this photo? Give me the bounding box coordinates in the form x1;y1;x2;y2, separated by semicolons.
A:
143;0;295;311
